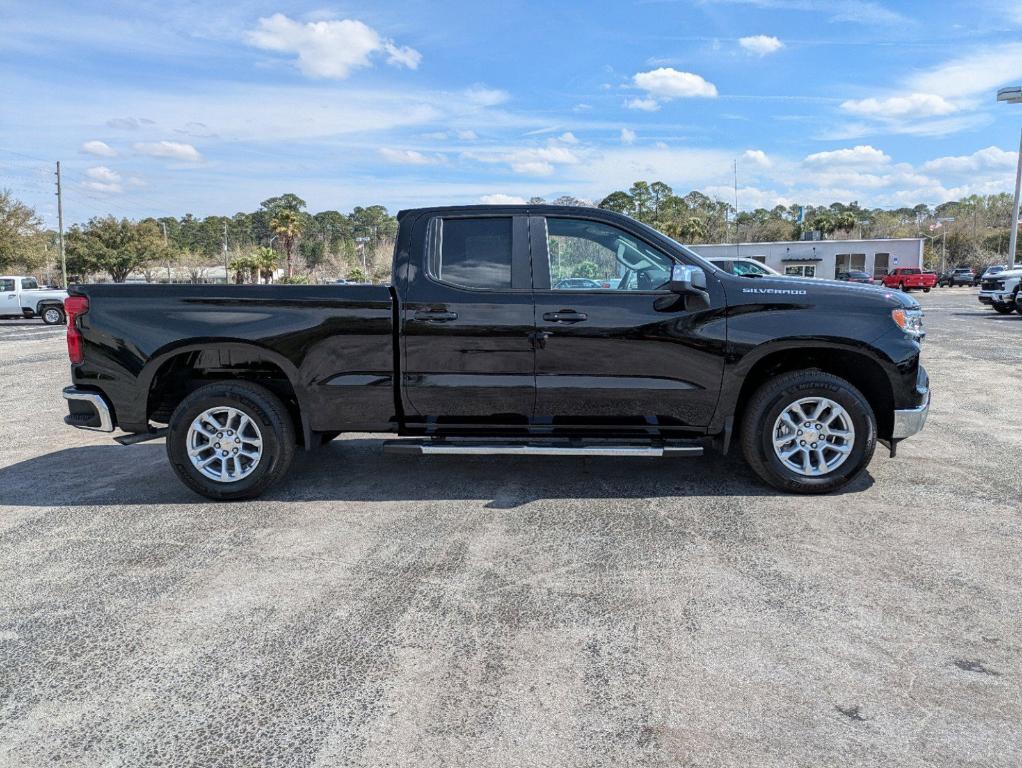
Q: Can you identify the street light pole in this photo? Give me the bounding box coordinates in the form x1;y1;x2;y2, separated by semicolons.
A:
1008;128;1022;268
996;87;1022;268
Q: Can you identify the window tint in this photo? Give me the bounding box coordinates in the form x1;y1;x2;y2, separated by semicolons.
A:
21;278;38;290
435;217;512;289
546;217;673;291
732;260;769;276
0;279;14;292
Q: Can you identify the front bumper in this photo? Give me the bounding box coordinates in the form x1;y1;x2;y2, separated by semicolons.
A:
891;367;930;439
63;387;115;432
979;291;1013;305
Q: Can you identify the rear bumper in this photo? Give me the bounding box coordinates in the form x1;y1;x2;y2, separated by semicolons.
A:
63;387;115;432
891;367;929;439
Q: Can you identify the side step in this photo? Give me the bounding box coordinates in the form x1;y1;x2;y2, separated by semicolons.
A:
383;439;703;458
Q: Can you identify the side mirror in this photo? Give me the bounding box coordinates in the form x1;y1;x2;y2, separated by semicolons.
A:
669;264;707;295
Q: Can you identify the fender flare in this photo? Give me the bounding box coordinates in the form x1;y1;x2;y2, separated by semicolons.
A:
139;340;312;447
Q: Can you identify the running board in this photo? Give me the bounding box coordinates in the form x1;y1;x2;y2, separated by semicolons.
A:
383;440;703;458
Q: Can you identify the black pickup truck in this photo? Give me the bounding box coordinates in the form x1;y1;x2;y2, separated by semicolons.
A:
62;205;930;499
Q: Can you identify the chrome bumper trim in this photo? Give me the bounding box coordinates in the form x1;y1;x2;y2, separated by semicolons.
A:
63;387;114;432
892;392;930;440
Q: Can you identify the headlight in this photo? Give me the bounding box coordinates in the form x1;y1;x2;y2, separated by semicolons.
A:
892;308;925;338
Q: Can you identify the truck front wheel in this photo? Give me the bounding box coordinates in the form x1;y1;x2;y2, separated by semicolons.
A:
166;381;296;501
740;370;876;494
993;302;1015;314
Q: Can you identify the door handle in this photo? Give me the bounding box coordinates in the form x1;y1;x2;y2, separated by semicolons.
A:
542;311;588;323
413;310;458;322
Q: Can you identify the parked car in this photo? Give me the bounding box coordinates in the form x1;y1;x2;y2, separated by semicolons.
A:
61;204;930;499
0;276;68;324
705;257;781;277
881;268;936;292
553;277;605;290
980;265;1009;280
835;271;876;285
938;267;975;287
978;265;1022;314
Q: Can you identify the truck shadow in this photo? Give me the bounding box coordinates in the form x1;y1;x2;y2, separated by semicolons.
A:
0;439;874;508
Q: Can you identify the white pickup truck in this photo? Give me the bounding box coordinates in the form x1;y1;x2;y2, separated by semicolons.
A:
978;267;1021;314
0;276;69;324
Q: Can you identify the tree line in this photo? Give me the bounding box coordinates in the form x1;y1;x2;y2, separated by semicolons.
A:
1;183;1019;285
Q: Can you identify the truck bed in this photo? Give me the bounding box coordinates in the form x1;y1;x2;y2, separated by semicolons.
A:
72;283;397;434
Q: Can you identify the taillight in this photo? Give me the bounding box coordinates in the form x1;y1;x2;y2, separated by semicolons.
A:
64;295;89;364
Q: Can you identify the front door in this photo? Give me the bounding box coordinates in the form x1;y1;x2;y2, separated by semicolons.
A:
530;215;726;430
401;214;535;426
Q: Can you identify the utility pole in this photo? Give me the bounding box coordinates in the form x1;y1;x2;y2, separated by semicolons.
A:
222;221;229;283
55;161;67;288
161;221;171;282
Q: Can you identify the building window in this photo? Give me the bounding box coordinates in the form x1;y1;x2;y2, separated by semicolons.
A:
873;252;890;277
784;264;816;278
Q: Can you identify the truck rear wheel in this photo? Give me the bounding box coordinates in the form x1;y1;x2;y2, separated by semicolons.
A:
741;370;876;494
41;306;65;325
166;381;296;501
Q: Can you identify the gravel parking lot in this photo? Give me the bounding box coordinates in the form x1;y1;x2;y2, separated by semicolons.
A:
1;288;1019;767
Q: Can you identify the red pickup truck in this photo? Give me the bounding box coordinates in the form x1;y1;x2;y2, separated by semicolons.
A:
881;268;936;292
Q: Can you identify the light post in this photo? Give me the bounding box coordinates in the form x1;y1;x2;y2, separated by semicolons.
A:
996;86;1022;267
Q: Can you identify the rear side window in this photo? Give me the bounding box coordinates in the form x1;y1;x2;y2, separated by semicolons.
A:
434;217;512;289
21;278;38;290
0;279;14;292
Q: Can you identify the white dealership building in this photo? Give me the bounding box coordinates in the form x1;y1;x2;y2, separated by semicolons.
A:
690;238;925;280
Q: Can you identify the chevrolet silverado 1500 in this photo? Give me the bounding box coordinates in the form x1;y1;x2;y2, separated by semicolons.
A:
62;205;930;499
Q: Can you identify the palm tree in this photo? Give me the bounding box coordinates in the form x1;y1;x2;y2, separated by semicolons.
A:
254;247;279;284
664;216;707;243
270;210;302;278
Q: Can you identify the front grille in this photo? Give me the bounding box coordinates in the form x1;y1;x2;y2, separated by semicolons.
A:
981;279;1003;291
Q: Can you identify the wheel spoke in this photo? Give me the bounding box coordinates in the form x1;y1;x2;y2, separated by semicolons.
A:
186;406;263;484
772;395;856;478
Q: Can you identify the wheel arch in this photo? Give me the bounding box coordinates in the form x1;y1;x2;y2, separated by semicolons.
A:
142;341;311;447
723;342;896;444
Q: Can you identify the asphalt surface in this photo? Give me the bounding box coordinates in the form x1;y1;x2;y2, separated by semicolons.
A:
1;289;1019;767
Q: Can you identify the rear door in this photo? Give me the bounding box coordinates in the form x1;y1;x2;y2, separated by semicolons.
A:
401;214;535;425
530;214;727;430
0;278;18;315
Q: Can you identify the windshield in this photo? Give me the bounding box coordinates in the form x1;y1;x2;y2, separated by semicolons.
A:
731;260;773;276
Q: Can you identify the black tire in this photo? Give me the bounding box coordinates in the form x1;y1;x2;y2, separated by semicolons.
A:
923;287;931;293
166;381;296;501
899;282;908;292
740;370;877;494
993;302;1015;314
41;306;65;325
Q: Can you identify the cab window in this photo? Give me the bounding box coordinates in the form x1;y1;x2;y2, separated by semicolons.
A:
0;279;14;292
21;278;38;290
433;217;513;289
544;217;673;291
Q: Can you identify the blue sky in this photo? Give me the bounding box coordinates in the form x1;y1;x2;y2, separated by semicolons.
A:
5;0;1022;226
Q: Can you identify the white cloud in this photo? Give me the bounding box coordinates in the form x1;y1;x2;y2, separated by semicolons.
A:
625;97;660;112
907;42;1022;99
633;68;718;102
83;166;123;193
464;86;509;107
840;92;958;119
558;132;579;144
921;146;1016;174
465;139;582;177
739;35;784;55
81;140;117;157
621;128;637;145
246;14;420;79
378;147;443;165
803;144;890;168
743;149;771;167
456;129;478;140
133;141;203;162
480;193;527;204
